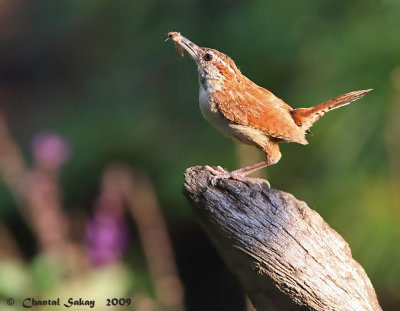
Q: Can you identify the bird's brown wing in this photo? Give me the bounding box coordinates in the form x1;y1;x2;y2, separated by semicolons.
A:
213;84;308;145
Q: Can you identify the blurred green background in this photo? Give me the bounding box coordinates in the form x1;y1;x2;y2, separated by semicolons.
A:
0;0;399;310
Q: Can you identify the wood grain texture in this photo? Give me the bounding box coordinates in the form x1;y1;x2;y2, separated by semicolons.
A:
183;166;382;311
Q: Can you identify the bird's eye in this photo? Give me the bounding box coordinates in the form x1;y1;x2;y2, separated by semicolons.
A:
203;53;213;61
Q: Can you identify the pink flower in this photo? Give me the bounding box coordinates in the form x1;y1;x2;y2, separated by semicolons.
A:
31;131;71;169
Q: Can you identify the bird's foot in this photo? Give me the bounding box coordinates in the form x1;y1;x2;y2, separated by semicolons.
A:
204;165;270;189
204;165;228;175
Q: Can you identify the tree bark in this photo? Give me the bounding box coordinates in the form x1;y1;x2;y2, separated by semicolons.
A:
183;166;382;311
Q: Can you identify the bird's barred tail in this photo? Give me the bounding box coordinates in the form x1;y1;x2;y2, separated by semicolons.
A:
291;89;372;134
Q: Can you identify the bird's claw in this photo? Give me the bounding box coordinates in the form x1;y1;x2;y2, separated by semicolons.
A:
204;165;228;174
203;165;271;189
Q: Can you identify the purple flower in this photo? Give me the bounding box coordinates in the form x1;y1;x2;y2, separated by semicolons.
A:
31;131;71;169
85;210;129;267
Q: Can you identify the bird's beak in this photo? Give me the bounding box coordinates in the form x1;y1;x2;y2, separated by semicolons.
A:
167;32;201;61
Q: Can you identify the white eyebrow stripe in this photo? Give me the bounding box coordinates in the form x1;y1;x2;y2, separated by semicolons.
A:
216;57;235;74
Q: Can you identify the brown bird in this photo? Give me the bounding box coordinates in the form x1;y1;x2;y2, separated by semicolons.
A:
167;32;372;187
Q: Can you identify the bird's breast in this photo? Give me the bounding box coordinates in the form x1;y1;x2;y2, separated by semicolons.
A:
199;86;225;128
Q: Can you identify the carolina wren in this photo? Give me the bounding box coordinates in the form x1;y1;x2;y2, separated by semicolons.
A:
167;32;372;187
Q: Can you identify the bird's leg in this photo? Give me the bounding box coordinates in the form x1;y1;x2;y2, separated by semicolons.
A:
204;160;271;188
205;142;281;188
229;160;270;176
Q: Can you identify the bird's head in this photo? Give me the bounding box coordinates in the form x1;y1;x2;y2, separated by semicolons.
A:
167;32;241;91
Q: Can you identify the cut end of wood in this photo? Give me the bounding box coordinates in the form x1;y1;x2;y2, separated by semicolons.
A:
183;166;382;311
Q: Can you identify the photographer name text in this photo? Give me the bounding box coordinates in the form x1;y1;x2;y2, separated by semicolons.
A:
21;297;131;308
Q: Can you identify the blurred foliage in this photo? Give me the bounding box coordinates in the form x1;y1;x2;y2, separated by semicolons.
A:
0;0;399;310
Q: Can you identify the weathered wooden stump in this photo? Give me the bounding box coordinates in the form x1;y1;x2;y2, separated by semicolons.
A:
183;166;382;311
